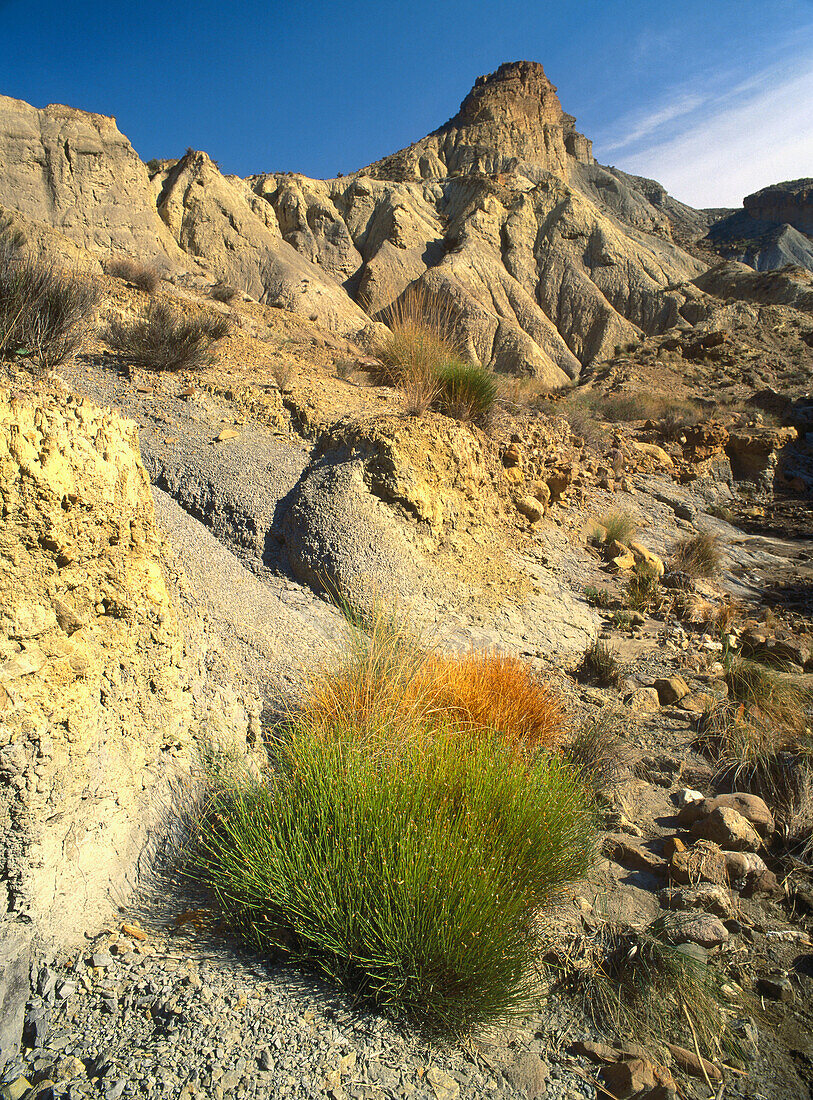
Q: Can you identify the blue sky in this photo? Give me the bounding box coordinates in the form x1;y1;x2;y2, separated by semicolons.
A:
2;0;812;207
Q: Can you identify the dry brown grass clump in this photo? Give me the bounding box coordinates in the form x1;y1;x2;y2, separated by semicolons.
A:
669;531;725;578
726;657;810;735
419;651;566;755
0;230;99;371
625;563;661;612
298;603;564;756
105;257;161;294
210;281;238;303
105;300;232;372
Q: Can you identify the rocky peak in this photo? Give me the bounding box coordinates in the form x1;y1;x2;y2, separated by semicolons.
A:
455;60;567;129
362;60;593;183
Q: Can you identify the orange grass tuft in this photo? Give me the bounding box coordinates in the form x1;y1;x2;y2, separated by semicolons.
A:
418;651;566;754
297;622;565;757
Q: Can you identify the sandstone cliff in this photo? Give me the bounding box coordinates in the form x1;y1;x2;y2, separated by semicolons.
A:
0;96;185;264
0;394;197;948
705;179;813;273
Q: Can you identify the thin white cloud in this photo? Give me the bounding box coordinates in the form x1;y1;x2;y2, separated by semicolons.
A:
598;52;813;207
602;94;706;153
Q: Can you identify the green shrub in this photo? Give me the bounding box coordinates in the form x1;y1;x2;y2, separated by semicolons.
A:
0;233;99;371
194;730;594;1034
105;300;231;371
434;359;497;423
583;585;613;609
193;604;595;1034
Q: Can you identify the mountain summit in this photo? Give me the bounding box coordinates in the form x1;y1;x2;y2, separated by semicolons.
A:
0;64;712;385
364;60;593;182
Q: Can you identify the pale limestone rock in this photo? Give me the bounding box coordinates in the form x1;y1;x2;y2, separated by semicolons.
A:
156;151;371;338
0;95;185;263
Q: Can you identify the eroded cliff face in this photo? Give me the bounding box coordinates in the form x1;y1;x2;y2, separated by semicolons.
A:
0;64;708;385
744;179;813;237
0;96;185;263
0;393;196;946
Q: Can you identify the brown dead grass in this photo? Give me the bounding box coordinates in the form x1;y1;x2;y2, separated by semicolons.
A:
419;651;566;755
298;609;564;757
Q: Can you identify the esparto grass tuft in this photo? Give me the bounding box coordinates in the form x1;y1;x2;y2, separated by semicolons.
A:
598;510;638;547
376;286;496;424
192;601;595;1034
0;231;99;371
105;257;161;294
578;639;622;688
669;531;724;578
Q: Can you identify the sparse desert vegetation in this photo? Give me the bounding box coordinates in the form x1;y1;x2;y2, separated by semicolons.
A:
669;530;725;578
0;228;99;371
377;288;496;423
105;300;232;371
105;256;162;294
597;509;638;546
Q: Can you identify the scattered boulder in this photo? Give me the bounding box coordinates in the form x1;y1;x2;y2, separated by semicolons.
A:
666;1043;722;1082
661;912;729;948
653;676;690;705
658;884;733;918
689;806;762;852
629;541;665;578
626;687;661;713
678;793;774;837
756;975;794;1002
514;494;545;524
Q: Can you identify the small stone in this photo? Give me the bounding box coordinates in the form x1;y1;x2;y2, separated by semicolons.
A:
258;1049;274;1072
626;687;661;713
1;1079;32;1100
569;1041;620;1064
629;542;665;578
91;952;114;969
658;884;733;918
603;837;666;875
120;923;148;941
756;975;794;1002
679;793;774;836
514;495;544;524
600;1058;656;1097
661;912;729;948
653;676;690;704
426;1066;460;1100
674;788;704;809
677;691;715;714
216;428;241;441
506;1053;549;1098
667;1043;722;1081
662;836;686;861
690;806;762;852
